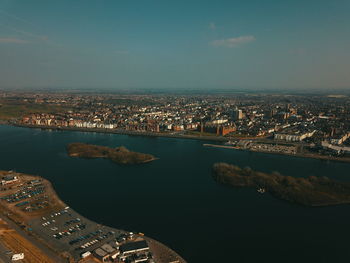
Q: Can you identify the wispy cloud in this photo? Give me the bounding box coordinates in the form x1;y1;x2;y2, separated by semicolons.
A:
209;22;216;30
0;9;34;27
0;24;48;42
0;37;29;44
0;10;48;44
211;35;256;48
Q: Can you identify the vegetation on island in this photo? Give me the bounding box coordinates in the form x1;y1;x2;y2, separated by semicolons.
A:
67;142;157;164
212;162;350;206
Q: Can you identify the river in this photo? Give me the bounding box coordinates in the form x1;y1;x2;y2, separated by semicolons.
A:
1;125;350;263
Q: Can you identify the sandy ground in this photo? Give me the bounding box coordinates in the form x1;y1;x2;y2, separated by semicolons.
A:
0;218;55;263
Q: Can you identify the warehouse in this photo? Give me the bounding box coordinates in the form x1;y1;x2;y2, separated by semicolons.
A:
119;240;149;259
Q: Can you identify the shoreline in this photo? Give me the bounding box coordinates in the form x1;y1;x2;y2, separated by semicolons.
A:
3;122;350;163
68;152;158;163
11;123;229;142
204;143;350;163
0;170;186;263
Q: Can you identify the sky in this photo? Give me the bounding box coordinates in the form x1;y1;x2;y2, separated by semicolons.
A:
0;0;349;91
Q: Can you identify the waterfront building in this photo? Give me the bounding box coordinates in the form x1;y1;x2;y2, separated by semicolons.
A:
1;174;18;185
329;132;350;145
199;122;236;136
119;240;149;259
93;247;109;262
274;130;316;142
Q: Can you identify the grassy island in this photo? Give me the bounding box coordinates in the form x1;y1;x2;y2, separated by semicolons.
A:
212;162;350;207
67;142;157;164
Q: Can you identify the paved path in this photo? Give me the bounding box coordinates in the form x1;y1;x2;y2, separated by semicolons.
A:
0;241;10;263
0;215;66;263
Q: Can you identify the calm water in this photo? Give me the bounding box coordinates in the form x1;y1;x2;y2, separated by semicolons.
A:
1;125;350;263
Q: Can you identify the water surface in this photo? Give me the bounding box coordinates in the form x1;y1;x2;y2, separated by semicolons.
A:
1;125;350;263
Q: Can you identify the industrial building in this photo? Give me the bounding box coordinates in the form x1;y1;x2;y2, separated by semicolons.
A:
1;174;19;185
198;122;236;136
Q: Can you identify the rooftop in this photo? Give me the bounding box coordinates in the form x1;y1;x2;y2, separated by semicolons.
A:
120;240;149;253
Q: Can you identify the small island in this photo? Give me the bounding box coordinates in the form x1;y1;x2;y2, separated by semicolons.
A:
67;142;157;164
212;162;350;207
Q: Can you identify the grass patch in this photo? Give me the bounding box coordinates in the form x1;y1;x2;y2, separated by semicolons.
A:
0;100;71;120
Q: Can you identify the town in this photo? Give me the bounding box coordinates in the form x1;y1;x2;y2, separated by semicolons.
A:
1;91;350;159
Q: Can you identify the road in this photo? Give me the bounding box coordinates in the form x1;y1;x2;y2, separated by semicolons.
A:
0;241;10;263
0;214;66;263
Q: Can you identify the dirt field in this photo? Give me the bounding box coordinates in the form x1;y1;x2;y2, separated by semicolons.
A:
0;219;55;263
78;256;101;263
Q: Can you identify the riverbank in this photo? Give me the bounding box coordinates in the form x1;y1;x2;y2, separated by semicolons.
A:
6;122;350;164
7;122;350;164
204;143;350;163
0;120;9;125
0;170;186;263
11;123;229;142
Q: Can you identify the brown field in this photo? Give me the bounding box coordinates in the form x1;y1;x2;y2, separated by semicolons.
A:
0;99;72;120
0;221;55;263
78;256;101;263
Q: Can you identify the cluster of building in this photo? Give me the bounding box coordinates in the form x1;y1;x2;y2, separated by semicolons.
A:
1;173;18;186
274;129;316;142
2;91;350;153
91;239;152;263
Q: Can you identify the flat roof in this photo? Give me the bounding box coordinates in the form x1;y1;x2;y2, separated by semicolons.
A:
94;248;108;257
120;240;149;253
101;243;115;253
2;175;17;180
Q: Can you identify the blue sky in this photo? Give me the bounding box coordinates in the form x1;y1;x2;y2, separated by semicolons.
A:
0;0;349;90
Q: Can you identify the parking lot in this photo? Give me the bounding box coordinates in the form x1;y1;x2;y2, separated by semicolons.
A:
0;179;51;213
28;207;125;260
